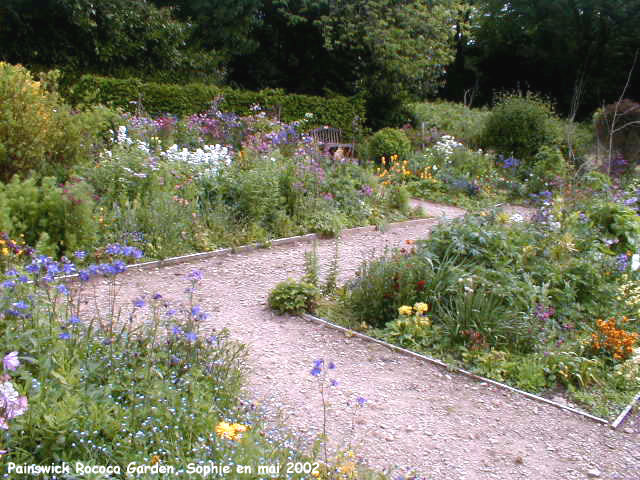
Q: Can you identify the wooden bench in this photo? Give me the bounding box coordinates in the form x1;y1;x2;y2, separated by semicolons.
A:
309;126;354;159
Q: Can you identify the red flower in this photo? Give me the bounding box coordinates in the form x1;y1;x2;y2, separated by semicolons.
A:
416;280;426;290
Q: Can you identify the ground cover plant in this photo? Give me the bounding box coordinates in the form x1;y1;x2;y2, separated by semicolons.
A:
314;186;640;419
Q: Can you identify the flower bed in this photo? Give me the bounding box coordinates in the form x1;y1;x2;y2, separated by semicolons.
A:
315;191;640;419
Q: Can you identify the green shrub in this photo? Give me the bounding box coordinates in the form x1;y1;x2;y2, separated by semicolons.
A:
268;279;321;314
0;63;114;182
588;201;640;252
480;92;561;162
368;128;411;162
0;176;98;256
527;146;569;193
408;101;489;146
66;75;366;136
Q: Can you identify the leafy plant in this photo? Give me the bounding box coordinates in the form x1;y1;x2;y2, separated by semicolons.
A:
368;128;411;163
480;92;561;162
268;279;321;314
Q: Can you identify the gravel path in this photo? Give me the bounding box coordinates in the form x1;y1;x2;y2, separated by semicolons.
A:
85;201;639;480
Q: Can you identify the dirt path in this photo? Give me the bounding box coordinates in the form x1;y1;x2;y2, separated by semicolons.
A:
86;203;639;480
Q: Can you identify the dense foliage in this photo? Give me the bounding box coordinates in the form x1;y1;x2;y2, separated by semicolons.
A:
328;189;640;417
67;75;366;135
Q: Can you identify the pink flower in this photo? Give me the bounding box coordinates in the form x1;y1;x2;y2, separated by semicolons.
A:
2;352;19;371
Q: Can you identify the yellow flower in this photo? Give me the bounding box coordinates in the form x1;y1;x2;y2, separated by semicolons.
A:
231;423;248;433
398;305;413;316
151;455;161;465
215;422;236;440
414;302;429;314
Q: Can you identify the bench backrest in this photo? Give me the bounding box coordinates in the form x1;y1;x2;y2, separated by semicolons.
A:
310;126;343;145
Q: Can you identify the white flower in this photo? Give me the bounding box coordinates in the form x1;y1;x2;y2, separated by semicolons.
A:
632;254;640;271
510;213;524;223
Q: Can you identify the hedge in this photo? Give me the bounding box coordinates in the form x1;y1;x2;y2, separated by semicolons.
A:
66;75;366;135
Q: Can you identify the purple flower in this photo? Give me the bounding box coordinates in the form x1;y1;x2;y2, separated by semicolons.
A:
360;185;373;196
68;315;80;325
171;326;183;336
330;379;339;387
185;332;197;342
328;361;336;370
188;270;203;282
73;250;87;260
617;253;630;272
310;366;322;377
79;270;90;282
133;298;145;308
59;332;71;340
4;269;18;277
56;284;70;295
2;280;16;289
166;308;177;317
152;293;163;300
356;396;366;407
2;352;19;371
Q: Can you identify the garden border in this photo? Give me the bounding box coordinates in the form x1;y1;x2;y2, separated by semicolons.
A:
300;313;639;430
48;212;638;429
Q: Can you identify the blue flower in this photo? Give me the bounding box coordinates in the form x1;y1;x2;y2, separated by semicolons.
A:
330;379;339;387
313;359;324;368
133;298;145;308
79;270;90;282
56;284;70;295
59;332;71;340
17;275;28;284
152;293;163;300
166;308;177;317
62;263;76;275
111;260;126;274
171;326;183;336
191;306;201;316
68;315;80;325
106;243;123;255
5;269;18;277
12;301;28;310
310;366;322;377
328;361;336;370
185;332;197;342
46;262;60;275
25;263;40;274
189;270;203;282
356;397;366;407
73;250;87;260
2;280;16;289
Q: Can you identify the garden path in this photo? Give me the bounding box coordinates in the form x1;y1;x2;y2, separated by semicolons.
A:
89;201;639;480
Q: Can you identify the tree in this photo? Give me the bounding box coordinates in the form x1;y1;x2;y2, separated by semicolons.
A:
465;0;640;117
0;0;213;78
150;0;264;58
320;0;464;97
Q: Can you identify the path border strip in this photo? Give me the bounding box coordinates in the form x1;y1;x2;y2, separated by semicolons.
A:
301;313;637;429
